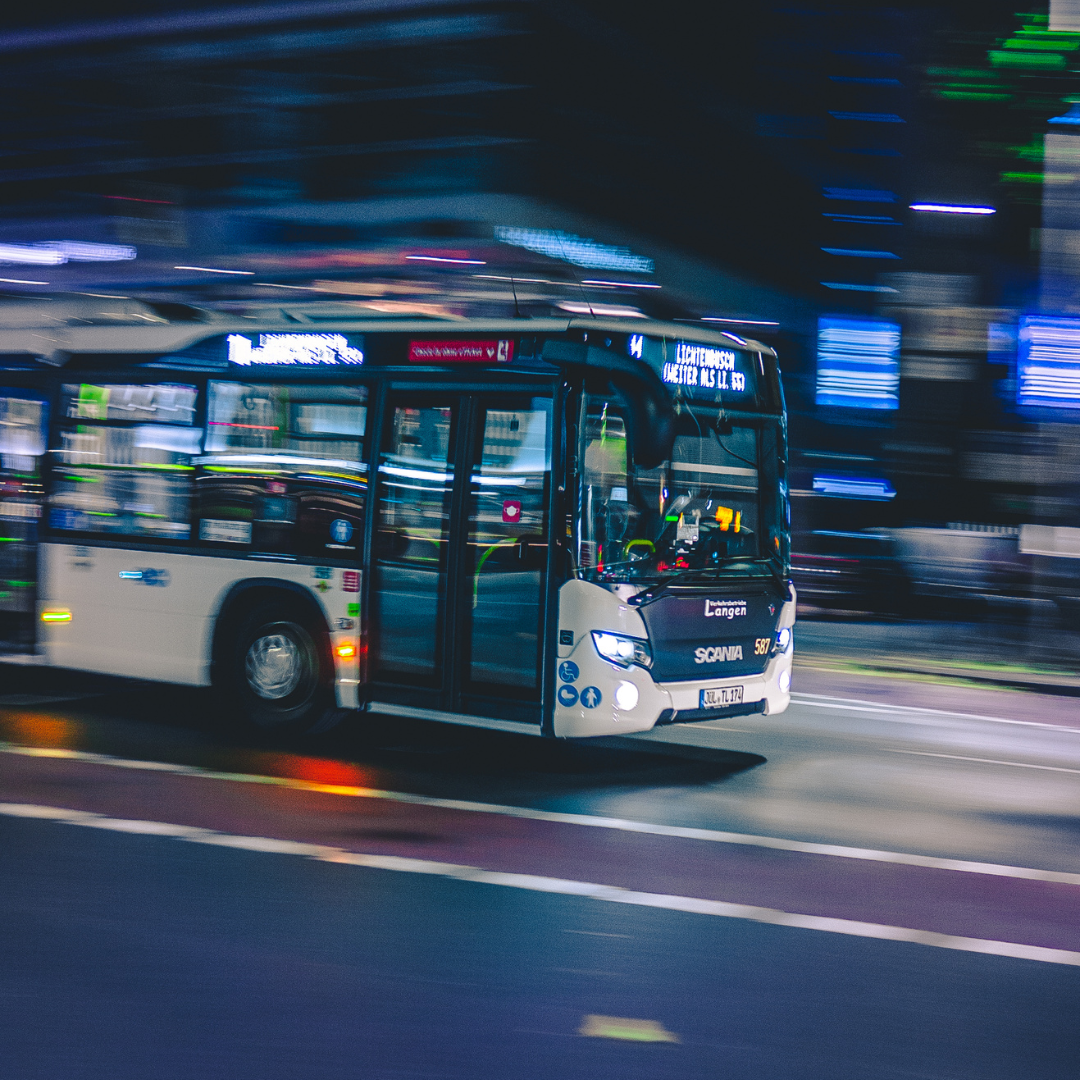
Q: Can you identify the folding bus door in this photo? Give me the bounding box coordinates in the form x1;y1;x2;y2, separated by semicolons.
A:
370;395;458;704
369;391;553;723
458;394;552;721
0;391;47;652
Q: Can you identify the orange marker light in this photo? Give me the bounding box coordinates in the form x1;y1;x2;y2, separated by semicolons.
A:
335;642;357;659
41;610;72;623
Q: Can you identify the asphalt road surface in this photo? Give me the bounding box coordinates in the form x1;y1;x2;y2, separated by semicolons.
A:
1;661;1078;1080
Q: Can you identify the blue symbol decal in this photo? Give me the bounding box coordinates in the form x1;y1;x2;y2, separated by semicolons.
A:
557;684;579;707
330;518;353;544
580;686;602;709
558;660;579;683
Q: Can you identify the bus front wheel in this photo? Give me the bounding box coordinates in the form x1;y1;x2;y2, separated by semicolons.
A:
221;601;335;733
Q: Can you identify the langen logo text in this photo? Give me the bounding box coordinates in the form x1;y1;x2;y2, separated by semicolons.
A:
704;599;747;619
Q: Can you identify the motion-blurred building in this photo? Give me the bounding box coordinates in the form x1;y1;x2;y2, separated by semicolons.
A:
3;1;1080;612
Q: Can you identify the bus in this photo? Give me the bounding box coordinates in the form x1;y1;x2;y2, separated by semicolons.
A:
0;301;794;738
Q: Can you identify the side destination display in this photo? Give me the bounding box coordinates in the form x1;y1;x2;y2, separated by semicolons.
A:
408;339;514;363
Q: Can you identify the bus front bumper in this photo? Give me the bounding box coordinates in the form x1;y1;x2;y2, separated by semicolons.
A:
552;648;792;738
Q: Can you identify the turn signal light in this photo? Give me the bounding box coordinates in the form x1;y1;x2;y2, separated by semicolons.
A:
41;610;72;623
335;642;357;659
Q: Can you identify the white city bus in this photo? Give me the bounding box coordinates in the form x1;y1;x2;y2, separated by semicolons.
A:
0;301;793;737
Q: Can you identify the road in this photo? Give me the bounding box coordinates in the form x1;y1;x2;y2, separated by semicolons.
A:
1;661;1079;1079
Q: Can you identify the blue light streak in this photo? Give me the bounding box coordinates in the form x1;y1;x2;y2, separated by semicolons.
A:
701;317;780;326
406;255;486;265
822;248;901;259
829;111;905;122
493;227;654;273
823;187;897;202
909;203;996;215
816;316;900;410
1049;105;1080;125
823;213;899;224
821;282;898;292
175;265;254;275
829;76;902;85
1017;315;1080;410
0;241;136;265
813;475;896;500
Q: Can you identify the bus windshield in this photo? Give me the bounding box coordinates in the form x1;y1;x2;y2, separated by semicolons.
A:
576;393;786;585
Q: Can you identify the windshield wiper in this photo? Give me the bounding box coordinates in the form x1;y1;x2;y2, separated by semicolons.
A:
761;555;792;599
626;559;759;607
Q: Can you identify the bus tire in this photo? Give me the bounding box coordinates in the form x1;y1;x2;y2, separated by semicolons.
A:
220;599;336;733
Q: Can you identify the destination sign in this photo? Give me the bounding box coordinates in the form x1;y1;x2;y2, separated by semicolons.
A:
227;333;364;366
660;342;750;394
408;339;514;363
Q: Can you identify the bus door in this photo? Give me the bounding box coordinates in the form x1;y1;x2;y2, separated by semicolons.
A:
369;391;553;723
0;391;47;652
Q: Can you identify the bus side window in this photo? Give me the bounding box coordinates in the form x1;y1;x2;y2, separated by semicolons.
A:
50;382;200;541
196;382;368;556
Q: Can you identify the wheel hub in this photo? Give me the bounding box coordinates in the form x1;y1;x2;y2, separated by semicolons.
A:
245;631;303;699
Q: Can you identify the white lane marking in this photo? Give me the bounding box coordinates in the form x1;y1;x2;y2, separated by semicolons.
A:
791;692;1080;733
4;739;1080;887
2;800;1078;969
886;749;1080;775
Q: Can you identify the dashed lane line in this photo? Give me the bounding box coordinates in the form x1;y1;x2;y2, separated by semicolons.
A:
2;800;1079;969
3;740;1080;887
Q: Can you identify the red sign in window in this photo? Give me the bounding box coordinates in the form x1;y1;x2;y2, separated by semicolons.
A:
342;570;360;592
408;339;514;364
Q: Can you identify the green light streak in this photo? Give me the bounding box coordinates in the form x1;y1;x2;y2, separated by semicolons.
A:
990;50;1066;68
939;90;1013;100
1004;34;1079;50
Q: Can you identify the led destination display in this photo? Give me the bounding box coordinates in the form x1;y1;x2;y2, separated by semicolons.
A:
625;334;762;403
227;333;364;366
660;342;748;393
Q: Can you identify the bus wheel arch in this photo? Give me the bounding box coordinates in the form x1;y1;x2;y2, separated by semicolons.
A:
211;581;338;734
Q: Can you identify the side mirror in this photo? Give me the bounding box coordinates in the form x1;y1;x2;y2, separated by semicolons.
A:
541;340;676;468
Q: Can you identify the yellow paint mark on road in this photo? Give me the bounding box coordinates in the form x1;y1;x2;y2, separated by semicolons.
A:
578;1015;679;1043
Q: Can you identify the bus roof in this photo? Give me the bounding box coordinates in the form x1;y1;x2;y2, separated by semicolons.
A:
0;295;777;365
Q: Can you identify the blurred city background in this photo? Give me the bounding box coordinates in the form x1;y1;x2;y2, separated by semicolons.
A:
5;0;1080;684
4;5;1080;1079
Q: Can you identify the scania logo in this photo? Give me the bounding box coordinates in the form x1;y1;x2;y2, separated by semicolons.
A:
704;599;747;619
695;645;744;663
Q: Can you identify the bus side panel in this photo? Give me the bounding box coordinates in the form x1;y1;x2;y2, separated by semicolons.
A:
39;543;360;706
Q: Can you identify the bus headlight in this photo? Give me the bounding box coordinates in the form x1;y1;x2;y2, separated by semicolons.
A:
775;627;792;653
778;668;791;694
591;631;652;669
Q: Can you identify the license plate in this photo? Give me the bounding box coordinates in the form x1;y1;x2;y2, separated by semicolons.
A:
700;685;744;709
